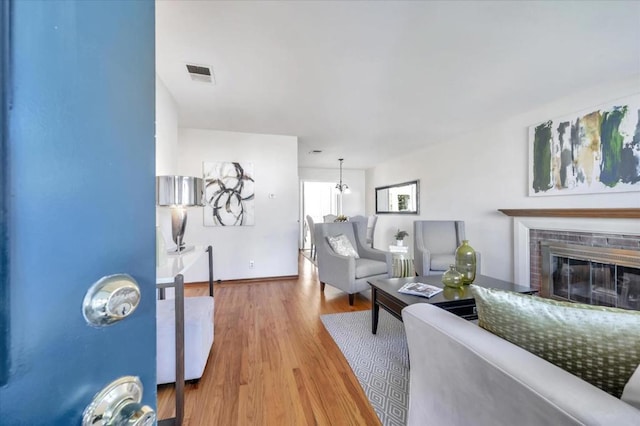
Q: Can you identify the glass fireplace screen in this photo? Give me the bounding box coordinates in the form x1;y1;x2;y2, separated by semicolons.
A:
542;243;640;311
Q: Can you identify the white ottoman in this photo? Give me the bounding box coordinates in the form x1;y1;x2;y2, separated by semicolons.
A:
156;296;214;384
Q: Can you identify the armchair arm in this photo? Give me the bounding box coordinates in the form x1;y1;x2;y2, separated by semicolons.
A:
316;244;356;289
414;246;432;276
359;246;393;275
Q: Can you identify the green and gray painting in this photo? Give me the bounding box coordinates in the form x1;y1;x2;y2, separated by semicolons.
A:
532;104;640;193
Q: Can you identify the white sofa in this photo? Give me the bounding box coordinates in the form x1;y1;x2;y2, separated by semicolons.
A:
402;304;640;425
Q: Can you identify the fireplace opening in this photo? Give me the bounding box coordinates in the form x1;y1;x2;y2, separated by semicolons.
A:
541;242;640;311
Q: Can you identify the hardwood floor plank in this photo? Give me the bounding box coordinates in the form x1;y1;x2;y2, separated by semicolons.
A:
158;253;382;425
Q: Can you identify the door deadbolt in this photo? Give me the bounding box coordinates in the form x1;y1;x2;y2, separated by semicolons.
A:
83;376;155;426
83;274;141;326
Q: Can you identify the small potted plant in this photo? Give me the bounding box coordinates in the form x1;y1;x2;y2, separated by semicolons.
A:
395;229;409;246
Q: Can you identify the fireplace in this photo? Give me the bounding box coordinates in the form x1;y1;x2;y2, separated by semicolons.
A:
500;209;640;297
540;242;640;310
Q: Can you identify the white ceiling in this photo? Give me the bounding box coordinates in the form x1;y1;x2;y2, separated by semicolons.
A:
156;1;640;170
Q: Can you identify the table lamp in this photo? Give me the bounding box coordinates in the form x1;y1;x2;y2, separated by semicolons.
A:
156;175;203;254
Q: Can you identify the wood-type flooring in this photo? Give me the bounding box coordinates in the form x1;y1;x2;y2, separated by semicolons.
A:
157;252;381;425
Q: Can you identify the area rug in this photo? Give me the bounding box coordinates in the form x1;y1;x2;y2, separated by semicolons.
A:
320;309;408;426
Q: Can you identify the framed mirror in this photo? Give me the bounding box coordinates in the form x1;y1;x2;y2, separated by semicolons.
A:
375;180;419;214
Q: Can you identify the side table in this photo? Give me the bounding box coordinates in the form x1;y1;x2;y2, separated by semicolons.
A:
389;244;414;278
156;245;213;426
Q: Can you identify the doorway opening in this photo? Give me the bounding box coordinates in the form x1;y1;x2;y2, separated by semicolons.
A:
300;181;339;251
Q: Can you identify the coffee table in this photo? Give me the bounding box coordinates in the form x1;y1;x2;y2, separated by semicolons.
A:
369;274;535;334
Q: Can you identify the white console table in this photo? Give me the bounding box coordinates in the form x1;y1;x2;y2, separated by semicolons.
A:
156;245;213;426
157;246;213;299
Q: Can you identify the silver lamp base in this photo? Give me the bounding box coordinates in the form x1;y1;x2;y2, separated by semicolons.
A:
167;245;195;255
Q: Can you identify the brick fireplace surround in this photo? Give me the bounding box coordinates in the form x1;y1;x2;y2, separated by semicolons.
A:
499;209;640;290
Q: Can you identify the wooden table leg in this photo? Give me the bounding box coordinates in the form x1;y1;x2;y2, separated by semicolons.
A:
371;287;379;334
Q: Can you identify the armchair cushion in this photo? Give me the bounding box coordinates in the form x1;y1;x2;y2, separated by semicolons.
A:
327;233;360;258
430;254;455;271
355;258;388;279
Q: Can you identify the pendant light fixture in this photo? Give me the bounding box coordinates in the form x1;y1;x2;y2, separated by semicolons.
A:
335;158;351;194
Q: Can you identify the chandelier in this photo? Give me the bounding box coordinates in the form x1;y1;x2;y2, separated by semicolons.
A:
336;158;351;194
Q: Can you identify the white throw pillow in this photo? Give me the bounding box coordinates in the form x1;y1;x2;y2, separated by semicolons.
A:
622;364;640;410
327;234;359;258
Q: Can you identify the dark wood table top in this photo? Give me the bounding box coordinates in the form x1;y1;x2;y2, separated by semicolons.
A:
369;274;534;308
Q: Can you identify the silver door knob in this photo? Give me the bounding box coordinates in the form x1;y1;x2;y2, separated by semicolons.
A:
83;376;155;426
83;274;141;326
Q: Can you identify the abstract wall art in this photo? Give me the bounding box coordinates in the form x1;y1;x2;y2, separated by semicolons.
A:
529;94;640;196
203;162;255;226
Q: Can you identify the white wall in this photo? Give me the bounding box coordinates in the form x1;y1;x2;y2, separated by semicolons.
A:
155;76;179;176
174;128;299;282
366;76;640;283
155;81;299;282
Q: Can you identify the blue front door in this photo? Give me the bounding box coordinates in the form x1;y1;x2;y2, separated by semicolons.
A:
1;1;156;424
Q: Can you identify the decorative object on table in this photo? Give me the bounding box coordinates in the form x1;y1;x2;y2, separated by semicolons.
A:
335;215;349;222
389;244;414;278
394;229;409;246
156;175;204;253
529;93;640;197
455;240;477;284
441;264;464;288
442;286;465;300
203;161;255;226
398;282;443;299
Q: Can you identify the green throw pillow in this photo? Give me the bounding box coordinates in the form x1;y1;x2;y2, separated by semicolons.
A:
471;285;640;398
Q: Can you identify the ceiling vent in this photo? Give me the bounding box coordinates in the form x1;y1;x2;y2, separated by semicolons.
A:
185;63;214;84
309;150;323;154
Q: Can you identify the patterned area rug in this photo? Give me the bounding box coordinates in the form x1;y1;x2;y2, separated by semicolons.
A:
320;309;408;426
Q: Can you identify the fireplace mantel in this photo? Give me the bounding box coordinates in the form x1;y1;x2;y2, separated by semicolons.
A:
498;208;640;219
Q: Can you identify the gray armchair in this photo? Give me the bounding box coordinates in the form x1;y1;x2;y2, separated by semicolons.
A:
315;221;392;305
323;214;337;223
413;220;480;276
350;215;378;248
348;215;368;243
366;215;378;248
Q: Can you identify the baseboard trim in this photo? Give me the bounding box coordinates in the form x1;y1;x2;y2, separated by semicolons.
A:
186;275;299;286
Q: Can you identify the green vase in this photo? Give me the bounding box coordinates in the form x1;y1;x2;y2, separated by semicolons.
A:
455;240;476;284
442;264;464;288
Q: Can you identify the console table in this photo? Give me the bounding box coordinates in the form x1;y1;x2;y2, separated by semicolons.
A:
156;245;213;426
